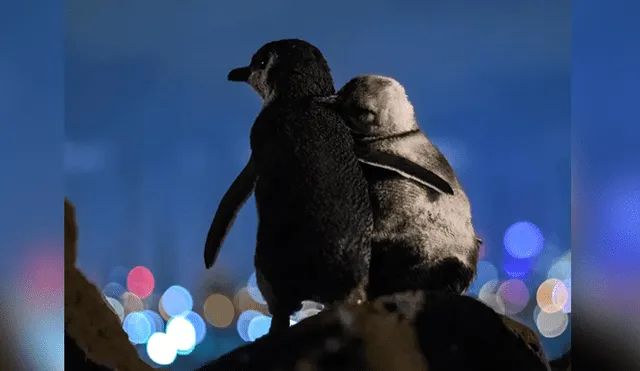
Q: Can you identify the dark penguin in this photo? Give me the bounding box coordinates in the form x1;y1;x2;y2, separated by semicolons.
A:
319;75;482;298
206;39;373;334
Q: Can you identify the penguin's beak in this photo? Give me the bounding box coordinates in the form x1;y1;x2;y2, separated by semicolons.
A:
227;67;251;82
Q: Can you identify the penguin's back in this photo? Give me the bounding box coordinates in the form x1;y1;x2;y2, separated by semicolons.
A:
367;168;477;262
250;97;373;304
364;164;479;296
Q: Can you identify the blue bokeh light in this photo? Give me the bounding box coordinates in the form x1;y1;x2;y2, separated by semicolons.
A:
236;310;263;342
247;315;271;342
142;310;164;333
503;256;533;278
247;272;267;305
183;311;207;345
160;285;193;317
503;221;544;258
102;282;126;299
123;312;153;344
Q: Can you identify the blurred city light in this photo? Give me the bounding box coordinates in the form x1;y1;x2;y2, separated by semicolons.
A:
503;221;544;259
123;312;153;344
166;315;197;355
147;332;178;365
247;315;271;341
503;255;533;278
105;296;125;322
478;280;506;314
237;310;262;342
497;279;529;315
121;291;144;314
247;272;267;304
536;309;569;338
160;285;193;317
234;287;266;313
142;310;164;333
127;266;155;299
183;311;207;345
102;282;126;299
203;293;234;328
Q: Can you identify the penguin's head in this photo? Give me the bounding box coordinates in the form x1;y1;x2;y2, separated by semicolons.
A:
319;75;418;138
227;39;335;105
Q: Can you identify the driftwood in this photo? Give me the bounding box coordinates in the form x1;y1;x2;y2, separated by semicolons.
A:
197;291;553;371
64;198;154;371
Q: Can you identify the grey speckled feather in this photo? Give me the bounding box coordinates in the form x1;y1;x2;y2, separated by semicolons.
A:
204;39;372;334
319;75;482;298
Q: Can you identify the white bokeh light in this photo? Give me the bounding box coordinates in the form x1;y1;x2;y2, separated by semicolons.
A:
166;316;197;354
146;332;178;365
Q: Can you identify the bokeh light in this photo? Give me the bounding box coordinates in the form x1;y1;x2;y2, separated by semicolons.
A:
147;332;178;365
121;291;144;314
503;221;544;258
234;287;266;313
160;285;193;317
247;272;267;304
123;312;153;344
536;278;565;313
247;315;271;341
144;293;160;310
536;309;569;338
237;310;262;342
158;298;171;321
203;293;234;328
503;256;532;278
497;279;529;315
102;282;126;299
246;315;296;342
548;259;571;281
127;266;155;299
561;279;572;313
142;310;165;333
478;280;506;314
166;315;197;355
467;261;499;295
105;296;125;322
184;311;207;345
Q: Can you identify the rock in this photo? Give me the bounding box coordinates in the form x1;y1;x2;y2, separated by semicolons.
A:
197;291;551;371
64;198;155;371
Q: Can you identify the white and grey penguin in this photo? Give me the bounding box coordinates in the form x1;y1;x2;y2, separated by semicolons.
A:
319;75;482;298
204;39;373;334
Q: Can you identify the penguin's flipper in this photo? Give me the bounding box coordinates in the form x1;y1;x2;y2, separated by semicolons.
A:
204;156;257;269
357;150;454;195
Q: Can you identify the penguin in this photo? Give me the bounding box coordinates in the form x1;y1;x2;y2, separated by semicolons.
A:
207;39;373;334
317;74;482;298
